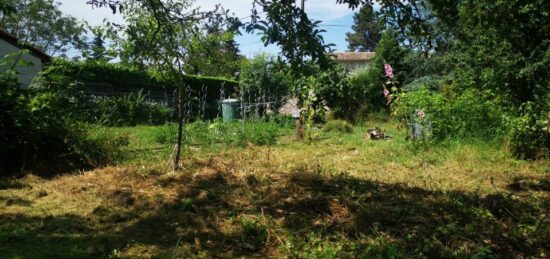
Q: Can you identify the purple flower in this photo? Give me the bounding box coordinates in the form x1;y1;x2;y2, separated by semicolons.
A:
384;64;394;78
383;88;390;97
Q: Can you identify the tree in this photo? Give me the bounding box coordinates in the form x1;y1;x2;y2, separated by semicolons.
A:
245;0;334;74
346;4;383;52
82;25;114;62
106;0;234;170
183;11;243;78
0;2;15;15
0;0;88;57
239;54;292;111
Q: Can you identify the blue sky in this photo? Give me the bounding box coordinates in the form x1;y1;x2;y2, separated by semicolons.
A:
58;0;357;57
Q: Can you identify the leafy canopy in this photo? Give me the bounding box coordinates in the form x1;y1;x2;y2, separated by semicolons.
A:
346;4;384;52
0;0;88;57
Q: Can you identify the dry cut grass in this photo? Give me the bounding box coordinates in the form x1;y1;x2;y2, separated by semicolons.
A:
1;122;549;258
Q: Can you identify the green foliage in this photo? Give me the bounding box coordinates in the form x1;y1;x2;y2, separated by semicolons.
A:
246;0;335;72
42;60;239;122
82;25;116;62
183;12;244;78
348;67;386;120
239;55;292;111
85;91;173;126
370;30;410;88
153;120;280;147
296;62;361;122
339;30;410;122
0;67;126;175
346;4;383;52
323;120;353;134
0;0;88;57
504;103;550;160
269;114;295;129
299;76;325;142
392;88;504;141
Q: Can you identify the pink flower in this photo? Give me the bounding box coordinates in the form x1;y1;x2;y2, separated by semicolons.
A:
384;64;394;78
383;88;390;97
417;110;425;119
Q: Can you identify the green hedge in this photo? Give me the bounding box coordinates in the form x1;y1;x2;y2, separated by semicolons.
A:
42;60;239;120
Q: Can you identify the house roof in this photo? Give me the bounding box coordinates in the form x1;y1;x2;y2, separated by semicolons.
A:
0;29;52;63
332;52;375;62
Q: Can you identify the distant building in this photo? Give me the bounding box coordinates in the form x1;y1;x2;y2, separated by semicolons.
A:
0;29;51;88
332;52;375;73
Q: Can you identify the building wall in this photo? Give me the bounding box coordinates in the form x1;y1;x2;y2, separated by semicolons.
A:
0;39;43;88
336;60;371;74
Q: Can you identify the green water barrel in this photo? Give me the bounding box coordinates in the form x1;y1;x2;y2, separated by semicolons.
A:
221;99;239;122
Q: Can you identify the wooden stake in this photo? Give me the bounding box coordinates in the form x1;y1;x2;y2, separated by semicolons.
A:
295;117;303;141
174;87;183;170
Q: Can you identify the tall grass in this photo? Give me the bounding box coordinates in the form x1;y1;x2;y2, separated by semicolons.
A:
152;120;282;147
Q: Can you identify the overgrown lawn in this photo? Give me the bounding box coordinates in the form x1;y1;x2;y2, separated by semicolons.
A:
1;120;549;258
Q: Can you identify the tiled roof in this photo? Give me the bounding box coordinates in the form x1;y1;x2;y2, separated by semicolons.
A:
332;52;375;61
0;29;52;63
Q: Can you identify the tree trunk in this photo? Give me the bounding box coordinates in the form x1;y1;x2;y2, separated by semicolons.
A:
174;86;184;170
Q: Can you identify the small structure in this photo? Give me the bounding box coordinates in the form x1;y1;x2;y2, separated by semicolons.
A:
367;127;386;140
0;29;51;88
221;99;240;122
332;52;375;73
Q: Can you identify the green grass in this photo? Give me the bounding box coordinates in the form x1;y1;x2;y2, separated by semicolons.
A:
1;120;549;258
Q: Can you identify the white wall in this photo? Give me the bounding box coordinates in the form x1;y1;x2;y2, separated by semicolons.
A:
0;39;44;88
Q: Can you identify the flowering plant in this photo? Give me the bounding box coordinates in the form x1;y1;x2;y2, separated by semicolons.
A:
383;64;398;105
384;64;394;78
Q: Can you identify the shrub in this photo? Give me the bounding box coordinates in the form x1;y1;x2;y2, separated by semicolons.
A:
393;88;504;141
0;84;126;175
348;67;387;120
323;120;353;133
504;103;550;159
338;30;411;122
0;54;128;175
296;63;354;122
41;60;239;122
85;91;173;126
239;55;292;112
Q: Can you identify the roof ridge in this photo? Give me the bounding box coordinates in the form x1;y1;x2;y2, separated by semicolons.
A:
0;29;52;63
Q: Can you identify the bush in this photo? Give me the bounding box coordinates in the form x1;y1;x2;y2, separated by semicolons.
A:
0;54;128;175
42;60;239;122
505;103;550;159
348;67;387;120
323;120;353;133
393;88;505;141
0;83;127;175
239;55;292;112
297;63;353;122
85;91;173;126
336;30;411;122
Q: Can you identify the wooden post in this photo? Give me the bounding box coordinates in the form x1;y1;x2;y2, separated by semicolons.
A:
174;86;183;170
293;111;303;141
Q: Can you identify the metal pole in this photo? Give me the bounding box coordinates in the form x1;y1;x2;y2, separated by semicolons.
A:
301;0;305;12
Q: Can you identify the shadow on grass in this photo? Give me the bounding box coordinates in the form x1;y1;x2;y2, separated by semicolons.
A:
507;176;550;192
1;166;548;258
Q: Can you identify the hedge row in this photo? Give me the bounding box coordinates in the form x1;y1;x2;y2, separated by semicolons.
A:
42;60;239;120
